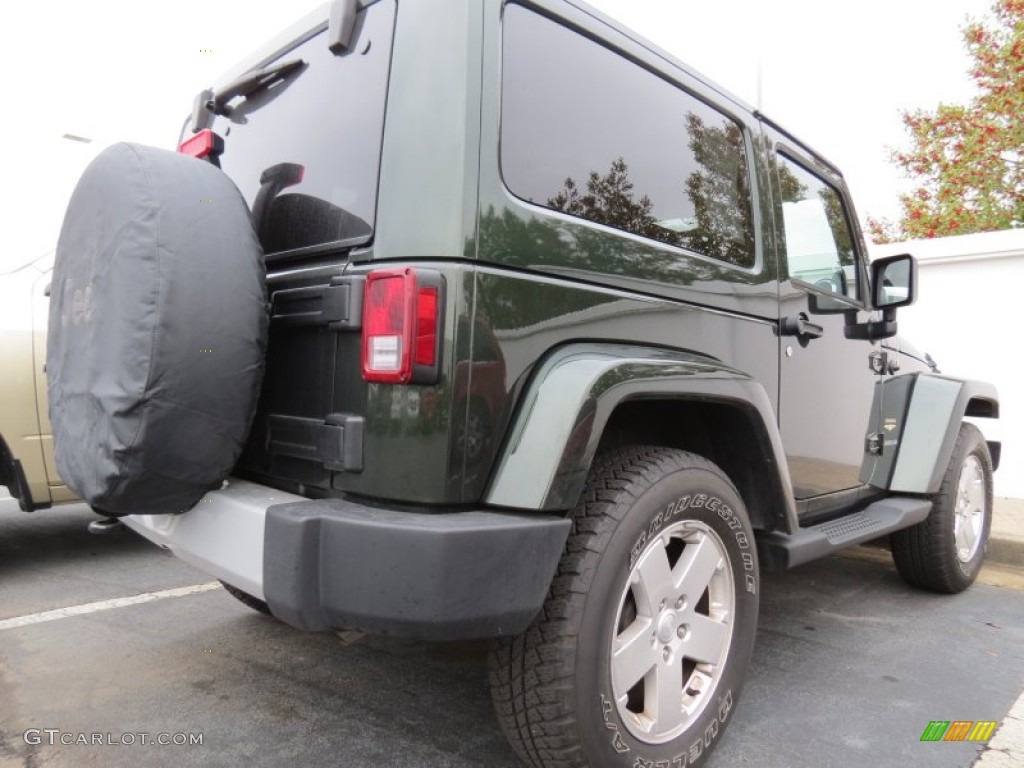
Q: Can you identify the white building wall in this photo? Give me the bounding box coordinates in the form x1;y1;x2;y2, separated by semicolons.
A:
872;230;1024;499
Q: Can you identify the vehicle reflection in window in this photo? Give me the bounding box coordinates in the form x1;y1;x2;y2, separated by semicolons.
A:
251;162;371;254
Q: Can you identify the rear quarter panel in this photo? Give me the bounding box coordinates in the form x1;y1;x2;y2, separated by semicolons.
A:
463;0;781;502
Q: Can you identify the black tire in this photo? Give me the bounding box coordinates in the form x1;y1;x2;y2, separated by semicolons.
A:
47;143;267;516
489;447;759;768
891;423;993;593
220;581;272;616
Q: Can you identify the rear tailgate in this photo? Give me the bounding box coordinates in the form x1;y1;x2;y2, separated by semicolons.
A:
184;2;395;498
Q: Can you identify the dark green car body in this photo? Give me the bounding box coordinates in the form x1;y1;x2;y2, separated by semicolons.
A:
118;0;1000;640
106;3;1001;763
223;0;995;528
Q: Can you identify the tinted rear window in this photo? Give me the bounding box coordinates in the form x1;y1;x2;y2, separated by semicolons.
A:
501;4;755;268
209;0;395;259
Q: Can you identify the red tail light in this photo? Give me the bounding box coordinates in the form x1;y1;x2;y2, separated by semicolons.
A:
362;268;442;383
415;287;438;367
177;129;223;160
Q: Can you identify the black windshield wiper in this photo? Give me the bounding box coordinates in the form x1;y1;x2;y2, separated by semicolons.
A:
210;58;306;113
191;58;306;132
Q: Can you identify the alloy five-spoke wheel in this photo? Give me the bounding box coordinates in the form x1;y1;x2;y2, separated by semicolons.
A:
953;455;986;563
611;521;734;743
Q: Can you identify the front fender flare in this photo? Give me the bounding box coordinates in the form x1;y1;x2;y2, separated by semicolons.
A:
868;374;1000;494
484;343;796;528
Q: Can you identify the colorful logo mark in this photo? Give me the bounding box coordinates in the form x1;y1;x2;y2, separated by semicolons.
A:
920;720;998;742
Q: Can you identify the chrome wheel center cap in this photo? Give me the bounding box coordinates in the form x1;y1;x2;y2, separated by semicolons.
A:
657;611;678;644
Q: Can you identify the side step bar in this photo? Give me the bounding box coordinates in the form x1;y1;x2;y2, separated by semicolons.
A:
757;497;932;570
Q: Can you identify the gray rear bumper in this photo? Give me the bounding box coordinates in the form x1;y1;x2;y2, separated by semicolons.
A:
125;479;570;640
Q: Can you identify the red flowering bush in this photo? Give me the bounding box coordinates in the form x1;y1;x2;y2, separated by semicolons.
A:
869;0;1023;243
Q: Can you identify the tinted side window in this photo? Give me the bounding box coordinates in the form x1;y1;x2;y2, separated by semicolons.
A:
211;0;395;258
501;5;755;268
776;154;858;298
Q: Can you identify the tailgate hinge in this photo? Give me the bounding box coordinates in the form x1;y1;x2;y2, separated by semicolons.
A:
267;413;364;472
270;276;365;330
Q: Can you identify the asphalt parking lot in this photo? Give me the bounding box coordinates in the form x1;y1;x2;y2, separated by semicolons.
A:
2;499;1022;768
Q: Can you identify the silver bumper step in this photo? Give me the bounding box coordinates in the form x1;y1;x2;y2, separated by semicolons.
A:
122;478;305;600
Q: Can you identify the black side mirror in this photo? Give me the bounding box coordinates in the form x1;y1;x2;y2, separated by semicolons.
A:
871;253;917;310
843;254;918;340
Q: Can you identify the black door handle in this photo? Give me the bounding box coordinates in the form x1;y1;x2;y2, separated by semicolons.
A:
781;312;824;340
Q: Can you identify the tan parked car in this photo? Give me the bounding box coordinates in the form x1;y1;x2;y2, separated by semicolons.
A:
0;252;78;510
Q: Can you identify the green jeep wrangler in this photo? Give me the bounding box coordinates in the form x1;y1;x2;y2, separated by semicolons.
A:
46;1;1000;766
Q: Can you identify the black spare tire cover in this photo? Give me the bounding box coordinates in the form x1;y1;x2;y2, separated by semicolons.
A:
47;143;267;515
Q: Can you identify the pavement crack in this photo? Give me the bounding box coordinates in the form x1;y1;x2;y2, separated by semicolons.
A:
812;610;907;625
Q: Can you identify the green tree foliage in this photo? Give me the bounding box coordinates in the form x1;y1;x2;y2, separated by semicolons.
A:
776;161;807;204
547;157;680;245
820;187;855;260
869;0;1024;242
546;117;756;267
683;113;755;266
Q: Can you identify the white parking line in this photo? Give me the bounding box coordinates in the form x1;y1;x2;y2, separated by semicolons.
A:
0;582;222;631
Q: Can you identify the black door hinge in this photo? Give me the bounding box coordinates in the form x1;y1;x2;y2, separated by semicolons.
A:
865;432;884;456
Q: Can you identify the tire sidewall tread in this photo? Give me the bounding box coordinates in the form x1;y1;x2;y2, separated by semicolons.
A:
891;422;994;593
490;446;759;768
